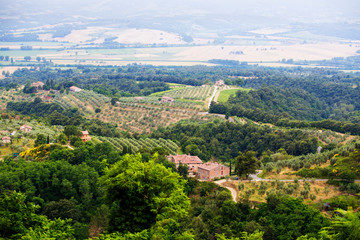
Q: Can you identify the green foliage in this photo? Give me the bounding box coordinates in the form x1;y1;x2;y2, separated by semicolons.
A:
70;135;83;147
64;125;81;137
297;147;360;180
228;86;330;121
235;151;258;178
0;191;75;239
320;207;360;240
7;97;64;117
0;191;43;239
20;218;75;240
100;153;190;234
152;120;318;161
0;160;100;217
256;193;329;240
34;134;47;147
57;132;68;144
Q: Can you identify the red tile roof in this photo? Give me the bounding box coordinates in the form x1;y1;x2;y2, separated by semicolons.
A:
168;154;203;165
198;162;226;171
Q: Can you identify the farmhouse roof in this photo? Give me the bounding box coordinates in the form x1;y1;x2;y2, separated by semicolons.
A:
70;86;82;91
31;81;45;87
162;96;174;100
20;124;32;130
168;154;203;165
82;131;89;135
198;162;225;171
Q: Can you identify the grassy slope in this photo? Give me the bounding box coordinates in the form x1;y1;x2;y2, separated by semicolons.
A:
217;87;251;103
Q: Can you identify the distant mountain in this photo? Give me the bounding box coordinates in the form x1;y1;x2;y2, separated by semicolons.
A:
1;0;360;40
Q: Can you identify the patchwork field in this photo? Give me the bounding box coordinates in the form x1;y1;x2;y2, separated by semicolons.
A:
52;89;219;133
1;39;359;67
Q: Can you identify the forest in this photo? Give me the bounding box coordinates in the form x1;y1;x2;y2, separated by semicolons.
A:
0;65;360;239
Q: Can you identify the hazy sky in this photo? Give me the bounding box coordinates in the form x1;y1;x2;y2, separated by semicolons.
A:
2;0;359;23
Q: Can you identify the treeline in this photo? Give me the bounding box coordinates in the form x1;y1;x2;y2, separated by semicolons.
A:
227;86;330;121
210;101;360;135
151;120;319;161
241;73;360;122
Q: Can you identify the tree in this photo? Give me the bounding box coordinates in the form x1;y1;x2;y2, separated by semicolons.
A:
111;98;118;106
64;125;81;137
95;108;101;113
100;153;190;235
24;56;31;62
235;151;258;178
233;78;244;86
177;163;189;178
70;135;83;147
36;56;41;62
43;199;81;222
57;133;68;145
35;134;47;147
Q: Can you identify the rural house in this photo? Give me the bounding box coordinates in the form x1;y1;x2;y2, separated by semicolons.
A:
160;96;175;102
43;96;52;102
167;154;203;173
70;86;82;92
80;130;91;142
20;124;33;132
2;136;11;144
31;81;45;88
197;162;230;181
215;80;225;87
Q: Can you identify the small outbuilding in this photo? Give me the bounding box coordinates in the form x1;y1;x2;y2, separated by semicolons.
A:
20;124;33;132
2;136;11;143
80;130;91;142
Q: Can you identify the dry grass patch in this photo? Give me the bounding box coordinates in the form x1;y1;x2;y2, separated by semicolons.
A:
223;179;345;204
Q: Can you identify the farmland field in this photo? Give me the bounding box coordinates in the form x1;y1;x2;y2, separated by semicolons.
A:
1;40;359;67
98;136;178;154
216;87;252;102
56;90;218;133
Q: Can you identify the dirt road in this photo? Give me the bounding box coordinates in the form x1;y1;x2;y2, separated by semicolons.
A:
215;179;238;202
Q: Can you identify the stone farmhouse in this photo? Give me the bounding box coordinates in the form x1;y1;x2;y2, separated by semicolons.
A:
166;154;203;173
215;80;225;87
80;130;91;142
70;86;82;92
31;81;45;88
160;96;175;103
20;124;33;132
197;162;230;181
2;136;11;144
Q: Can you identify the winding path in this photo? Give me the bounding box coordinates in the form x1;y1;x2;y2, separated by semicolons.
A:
215;179;238;202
